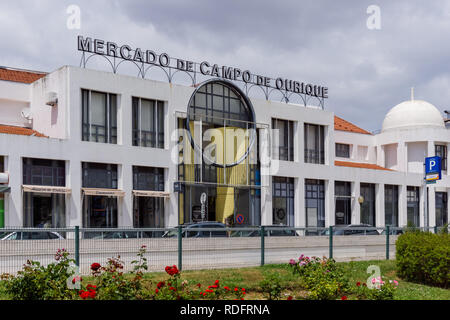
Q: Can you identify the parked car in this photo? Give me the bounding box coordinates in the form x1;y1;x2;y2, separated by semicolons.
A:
1;231;65;240
327;224;381;236
379;228;404;235
162;222;228;238
230;225;298;237
83;230;164;239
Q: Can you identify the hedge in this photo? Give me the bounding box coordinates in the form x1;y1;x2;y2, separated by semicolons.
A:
396;231;449;288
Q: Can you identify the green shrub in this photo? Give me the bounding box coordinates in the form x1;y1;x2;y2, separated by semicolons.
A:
396;231;450;288
1;249;78;300
259;272;284;300
289;255;349;300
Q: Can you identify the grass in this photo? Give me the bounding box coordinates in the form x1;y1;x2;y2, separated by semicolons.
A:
1;259;449;300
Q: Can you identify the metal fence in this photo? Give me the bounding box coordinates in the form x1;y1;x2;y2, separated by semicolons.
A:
0;225;448;275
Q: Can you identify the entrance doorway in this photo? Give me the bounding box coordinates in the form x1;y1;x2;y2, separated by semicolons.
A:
23;192;66;227
83;196;117;228
335;181;351;225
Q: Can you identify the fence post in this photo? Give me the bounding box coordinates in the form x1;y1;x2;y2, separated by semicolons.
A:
329;226;333;259
260;226;265;266
75;226;80;267
386;226;390;260
177;226;183;271
434;226;438;234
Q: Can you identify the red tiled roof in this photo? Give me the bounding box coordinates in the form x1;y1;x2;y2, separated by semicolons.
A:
0;68;46;84
334;115;371;135
0;125;47;138
335;160;392;171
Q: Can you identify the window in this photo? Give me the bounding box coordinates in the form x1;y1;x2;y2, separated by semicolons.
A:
407;186;420;227
304;123;325;164
272;177;294;226
272;118;294;161
360;183;375;226
133;166;164;191
385;185;398;226
305;179;325;227
335;181;351;225
23;158;65;186
82;162;117;189
82;89;117;144
435;192;448;227
335;143;350;158
435;144;447;170
132;97;164;148
0;156;4;172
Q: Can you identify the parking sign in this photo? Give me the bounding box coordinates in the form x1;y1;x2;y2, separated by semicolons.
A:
425;156;441;182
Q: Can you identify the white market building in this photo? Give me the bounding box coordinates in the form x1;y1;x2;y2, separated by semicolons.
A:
0;63;449;230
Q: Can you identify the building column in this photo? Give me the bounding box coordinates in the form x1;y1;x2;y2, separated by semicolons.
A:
397;142;407;172
295;177;305;228
120;163;133;227
377;145;385;168
420;185;426;228
352;181;361;224
376;183;385;227
325;179;335;227
447;143;450;176
428;186;436;228
398;185;407;227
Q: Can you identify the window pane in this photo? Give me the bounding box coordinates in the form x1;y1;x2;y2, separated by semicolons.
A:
91;92;106;126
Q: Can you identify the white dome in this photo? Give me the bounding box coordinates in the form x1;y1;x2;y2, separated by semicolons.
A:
382;99;444;132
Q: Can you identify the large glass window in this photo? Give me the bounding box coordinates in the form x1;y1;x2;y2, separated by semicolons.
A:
435;192;448;227
435;144;447;171
385;184;398;226
132;97;164;148
0;156;4;172
23;158;65;186
272;118;294;161
82;162;117;189
22;158;66;228
407;186;420;227
360;183;375;226
272;177;294;226
304;123;325;164
82;89;117;144
335;143;350;158
335;181;351;225
305;179;325;227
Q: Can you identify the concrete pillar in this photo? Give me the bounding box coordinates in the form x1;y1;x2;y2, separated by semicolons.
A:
8;153;22;226
295;122;303;163
376;183;385;227
120;163;133;227
295;177;305;228
447;143;450;175
397;142;407;172
398;185;407;227
325;179;335;227
428;186;436;228
420;185;425;228
325;124;334;166
352;181;361;224
377;145;385;168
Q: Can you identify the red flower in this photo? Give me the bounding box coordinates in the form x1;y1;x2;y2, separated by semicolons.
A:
196;283;202;288
157;281;165;289
356;282;361;287
88;290;96;299
90;263;101;271
169;286;176;291
287;296;293;300
79;290;90;299
155;288;159;294
86;284;96;290
165;265;179;276
224;286;230;291
341;296;348;300
242;288;246;291
234;287;238;292
205;289;213;293
214;280;219;285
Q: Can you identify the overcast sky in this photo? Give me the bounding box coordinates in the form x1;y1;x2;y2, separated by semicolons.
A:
1;0;450;131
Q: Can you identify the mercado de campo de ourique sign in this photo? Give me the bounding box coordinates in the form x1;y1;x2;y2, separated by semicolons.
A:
77;35;328;104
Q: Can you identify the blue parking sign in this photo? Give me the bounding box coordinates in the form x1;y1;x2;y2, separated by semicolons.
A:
425;156;441;174
425;156;441;182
